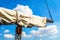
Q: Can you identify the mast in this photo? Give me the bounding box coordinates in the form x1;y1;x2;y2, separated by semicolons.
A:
15;10;22;40
15;25;22;40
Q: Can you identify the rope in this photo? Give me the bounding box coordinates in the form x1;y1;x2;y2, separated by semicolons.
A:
15;10;18;25
45;0;53;21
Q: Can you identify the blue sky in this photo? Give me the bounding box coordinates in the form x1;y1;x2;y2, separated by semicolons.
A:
0;0;60;40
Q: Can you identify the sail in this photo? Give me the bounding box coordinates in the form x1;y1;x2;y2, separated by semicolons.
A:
0;7;47;27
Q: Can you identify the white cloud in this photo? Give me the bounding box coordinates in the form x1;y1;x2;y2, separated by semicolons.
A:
4;34;14;38
22;25;58;38
46;25;58;35
30;30;40;36
22;32;32;38
30;25;58;37
13;4;33;17
4;30;10;33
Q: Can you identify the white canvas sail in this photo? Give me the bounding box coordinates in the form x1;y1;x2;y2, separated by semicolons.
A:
0;7;47;27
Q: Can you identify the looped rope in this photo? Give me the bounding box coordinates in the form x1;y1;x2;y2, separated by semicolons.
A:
15;10;18;25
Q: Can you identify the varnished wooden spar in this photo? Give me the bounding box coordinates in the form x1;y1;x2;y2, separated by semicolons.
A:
47;19;54;23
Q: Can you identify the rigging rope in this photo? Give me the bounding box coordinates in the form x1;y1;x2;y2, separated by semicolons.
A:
45;0;54;21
